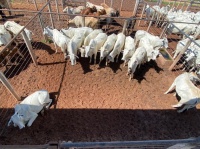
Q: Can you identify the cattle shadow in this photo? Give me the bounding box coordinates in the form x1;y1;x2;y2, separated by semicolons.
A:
134;60;163;83
106;53;123;73
1;108;200;145
78;56;93;74
32;41;55;55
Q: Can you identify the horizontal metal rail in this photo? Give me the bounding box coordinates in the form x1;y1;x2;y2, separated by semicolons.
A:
0;137;200;149
1;8;200;25
59;137;200;148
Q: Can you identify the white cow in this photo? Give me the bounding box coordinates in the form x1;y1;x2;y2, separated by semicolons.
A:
164;72;200;113
107;33;125;63
85;33;107;64
127;47;147;81
99;33;117;65
121;36;135;66
67;32;85;65
63;6;85;14
43;27;70;59
8;90;52;129
4;21;33;41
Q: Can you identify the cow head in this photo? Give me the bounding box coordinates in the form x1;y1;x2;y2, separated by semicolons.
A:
8;104;32;129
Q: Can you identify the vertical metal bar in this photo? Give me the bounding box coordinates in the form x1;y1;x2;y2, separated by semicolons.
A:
122;19;128;35
0;71;21;101
133;0;139;16
47;0;55;28
61;0;64;12
55;0;60;21
169;26;200;71
176;0;181;9
21;31;38;66
120;0;124;12
172;1;175;8
33;0;39;11
38;13;46;39
181;1;185;10
138;3;146;27
146;11;155;32
110;0;113;7
186;0;193;11
6;0;12;15
157;0;162;6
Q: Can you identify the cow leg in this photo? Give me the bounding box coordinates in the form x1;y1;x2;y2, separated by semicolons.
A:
177;104;195;113
45;99;52;109
53;41;58;53
116;54;119;62
164;81;176;94
94;53;97;65
27;113;38;127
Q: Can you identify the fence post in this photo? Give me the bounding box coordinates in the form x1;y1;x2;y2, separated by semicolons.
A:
55;0;60;21
21;31;38;66
146;11;155;32
120;0;124;12
47;0;55;29
172;1;175;8
138;3;146;27
6;0;12;16
176;0;182;10
181;1;186;10
0;71;21;101
157;0;162;7
169;28;200;71
133;0;139;16
33;0;38;11
61;0;64;12
122;19;128;35
110;0;113;7
186;0;194;11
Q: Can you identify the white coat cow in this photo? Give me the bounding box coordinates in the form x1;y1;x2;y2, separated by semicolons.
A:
85;33;107;64
127;47;147;81
107;33;125;63
99;33;117;65
164;72;200;113
122;36;135;66
8;90;52;129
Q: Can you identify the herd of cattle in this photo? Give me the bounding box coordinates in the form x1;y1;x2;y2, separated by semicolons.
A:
1;2;200;129
43;26;169;80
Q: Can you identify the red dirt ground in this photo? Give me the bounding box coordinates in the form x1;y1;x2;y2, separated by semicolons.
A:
1;0;200;146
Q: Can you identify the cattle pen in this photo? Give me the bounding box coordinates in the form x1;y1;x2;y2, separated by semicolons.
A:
0;0;200;148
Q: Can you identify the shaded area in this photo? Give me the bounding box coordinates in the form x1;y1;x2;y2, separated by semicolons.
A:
1;108;200;145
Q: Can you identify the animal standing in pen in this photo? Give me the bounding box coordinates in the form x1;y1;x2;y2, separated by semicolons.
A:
85;32;107;64
43;26;70;60
164;72;200;113
8;90;52;129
